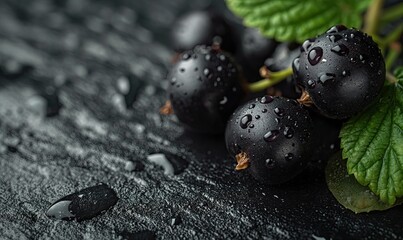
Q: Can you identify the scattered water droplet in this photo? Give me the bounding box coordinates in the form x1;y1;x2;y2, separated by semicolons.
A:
46;184;118;221
342;70;350;77
301;39;315;52
274;108;284;116
255;115;260;119
307;79;316;88
308;47;323;65
283;126;294;138
328;34;342;43
217;66;223;72
292;58;300;72
205;54;211;61
285;153;294;161
318;73;336;84
219;55;226;61
219;96;228;105
326;25;347;33
182;53;190;60
240;114;253;129
265;159;275;169
249;104;256;109
264;130;280;142
262;109;268;113
203;68;211;78
260;95;274;104
331;44;349;56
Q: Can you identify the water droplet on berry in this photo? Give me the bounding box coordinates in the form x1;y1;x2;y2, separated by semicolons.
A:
301;39;314;52
274;108;284;116
331;44;349;56
264;130;280;142
203;68;211;78
283;126;294;138
179;68;185;73
182;53;191;60
262;109;268;113
308;47;323;65
265;159;275;169
370;62;374;67
205;54;211;61
217;66;223;72
219;55;226;61
260;95;274;104
342;70;350;77
249;104;256;109
328;34;342;43
307;79;316;88
292;58;300;72
285;153;294;161
249;124;254;129
240;114;252;129
326;25;347;33
255;115;260;119
318;73;336;84
359;54;366;63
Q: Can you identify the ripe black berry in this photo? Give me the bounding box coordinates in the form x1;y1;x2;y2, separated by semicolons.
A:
167;45;245;134
239;28;277;81
293;25;385;119
171;11;235;53
225;96;313;184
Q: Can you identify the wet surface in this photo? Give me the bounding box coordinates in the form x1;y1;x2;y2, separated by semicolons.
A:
0;0;402;239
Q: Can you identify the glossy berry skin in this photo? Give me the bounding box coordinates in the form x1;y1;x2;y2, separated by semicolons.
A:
294;25;385;119
171;11;235;53
168;45;244;134
239;28;277;81
225;96;313;184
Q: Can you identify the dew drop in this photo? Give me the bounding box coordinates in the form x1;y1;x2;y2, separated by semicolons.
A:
285;153;294;161
260;95;274;104
262;109;268;113
203;68;211;78
342;70;350;77
318;73;336;84
308;47;323;65
249;124;254;129
301;39;314;52
217;66;223;72
274;108;284;116
255;115;260;119
292;57;300;72
283;126;294;138
326;25;347;33
328;34;342;43
249;104;256;109
182;53;191;60
307;79;316;88
264;130;280;142
331;44;349;56
265;159;275;169
240;114;253;129
205;54;211;61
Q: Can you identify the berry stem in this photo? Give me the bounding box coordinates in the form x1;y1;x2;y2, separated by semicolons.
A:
384;23;403;46
385;42;401;72
247;67;293;93
380;2;403;24
364;0;384;36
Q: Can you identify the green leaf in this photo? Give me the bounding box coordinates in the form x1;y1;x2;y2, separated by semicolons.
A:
340;67;403;205
226;0;371;43
326;152;402;213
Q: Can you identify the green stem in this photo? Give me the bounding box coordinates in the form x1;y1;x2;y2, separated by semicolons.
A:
384;23;403;45
385;43;401;71
248;67;293;93
364;0;384;35
380;2;403;24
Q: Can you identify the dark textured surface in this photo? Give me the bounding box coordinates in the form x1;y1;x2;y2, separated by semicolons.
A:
0;0;403;239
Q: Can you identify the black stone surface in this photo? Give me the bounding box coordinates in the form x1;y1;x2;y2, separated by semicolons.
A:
0;0;402;239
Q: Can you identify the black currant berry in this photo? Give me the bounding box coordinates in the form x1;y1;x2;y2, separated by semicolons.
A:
294;25;385;119
225;96;313;184
171;11;235;53
239;28;277;81
167;45;245;134
264;43;301;98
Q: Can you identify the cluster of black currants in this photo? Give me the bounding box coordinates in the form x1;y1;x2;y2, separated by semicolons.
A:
163;11;385;185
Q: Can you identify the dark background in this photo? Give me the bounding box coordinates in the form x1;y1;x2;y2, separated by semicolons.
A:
0;0;402;239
